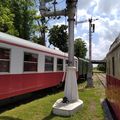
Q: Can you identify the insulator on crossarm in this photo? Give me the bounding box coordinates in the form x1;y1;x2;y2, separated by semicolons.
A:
93;24;95;32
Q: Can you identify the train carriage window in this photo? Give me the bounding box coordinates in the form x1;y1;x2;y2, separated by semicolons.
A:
74;60;78;68
65;60;68;69
108;60;110;74
24;52;38;72
0;47;10;72
57;58;63;71
45;56;54;71
112;57;115;76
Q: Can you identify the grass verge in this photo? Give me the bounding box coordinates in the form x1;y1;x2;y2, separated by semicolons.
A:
0;75;105;120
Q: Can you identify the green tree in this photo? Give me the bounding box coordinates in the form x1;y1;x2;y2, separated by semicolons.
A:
48;25;68;52
32;0;49;46
32;15;48;45
11;0;36;40
32;35;45;45
97;64;106;72
74;38;87;58
0;0;18;35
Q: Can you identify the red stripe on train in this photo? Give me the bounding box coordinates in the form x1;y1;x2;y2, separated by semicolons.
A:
0;72;64;100
106;75;120;120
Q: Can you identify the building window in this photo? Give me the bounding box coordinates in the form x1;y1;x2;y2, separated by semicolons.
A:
24;52;38;72
57;58;63;71
0;47;10;72
45;56;54;71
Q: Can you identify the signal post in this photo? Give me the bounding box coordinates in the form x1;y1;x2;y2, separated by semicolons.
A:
40;0;83;116
87;18;98;87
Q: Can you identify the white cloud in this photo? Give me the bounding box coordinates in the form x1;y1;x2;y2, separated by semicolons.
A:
48;19;66;28
45;1;120;61
77;0;92;9
76;9;91;22
95;16;120;42
92;38;111;60
75;0;120;60
94;0;120;15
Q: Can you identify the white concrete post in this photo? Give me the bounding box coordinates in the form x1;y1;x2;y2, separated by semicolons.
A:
64;1;79;102
40;1;83;116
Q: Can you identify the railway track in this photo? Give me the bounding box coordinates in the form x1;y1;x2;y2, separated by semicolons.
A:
95;73;106;87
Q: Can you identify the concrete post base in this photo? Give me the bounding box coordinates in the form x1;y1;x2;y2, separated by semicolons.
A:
64;67;79;101
52;98;83;116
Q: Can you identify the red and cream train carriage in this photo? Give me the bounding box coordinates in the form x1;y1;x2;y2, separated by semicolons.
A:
106;34;120;120
0;32;78;101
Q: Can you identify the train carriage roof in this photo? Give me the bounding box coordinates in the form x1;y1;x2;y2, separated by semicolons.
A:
107;33;120;55
78;57;89;62
0;32;77;59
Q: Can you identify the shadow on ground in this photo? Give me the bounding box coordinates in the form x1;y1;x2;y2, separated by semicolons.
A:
42;112;70;120
0;86;64;114
0;116;22;120
42;112;55;120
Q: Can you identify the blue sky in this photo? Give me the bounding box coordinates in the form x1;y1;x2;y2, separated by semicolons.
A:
41;0;120;60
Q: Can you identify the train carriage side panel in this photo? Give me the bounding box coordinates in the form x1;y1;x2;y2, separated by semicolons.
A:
0;43;23;74
78;58;88;80
78;58;82;78
0;32;79;101
106;38;120;120
0;39;64;100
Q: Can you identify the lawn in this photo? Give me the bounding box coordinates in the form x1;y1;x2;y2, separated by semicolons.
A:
0;74;105;120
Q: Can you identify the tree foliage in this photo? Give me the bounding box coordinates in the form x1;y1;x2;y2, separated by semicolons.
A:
0;0;36;40
32;35;45;45
10;0;36;40
32;15;48;45
48;25;68;52
48;25;87;58
97;64;106;72
31;0;49;46
0;0;17;35
74;38;87;58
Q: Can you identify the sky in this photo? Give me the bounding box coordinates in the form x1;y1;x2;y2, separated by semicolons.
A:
44;0;120;60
